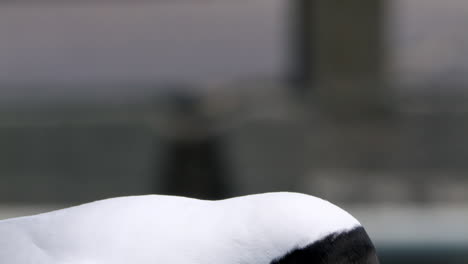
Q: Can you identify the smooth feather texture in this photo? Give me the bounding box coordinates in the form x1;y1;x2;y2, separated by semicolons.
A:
0;192;361;264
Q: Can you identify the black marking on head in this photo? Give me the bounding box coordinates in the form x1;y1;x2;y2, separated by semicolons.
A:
271;226;379;264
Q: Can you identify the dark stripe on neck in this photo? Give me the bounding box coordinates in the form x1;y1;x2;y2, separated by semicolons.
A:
271;226;379;264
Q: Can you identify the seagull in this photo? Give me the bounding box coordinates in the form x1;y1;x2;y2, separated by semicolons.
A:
0;192;379;264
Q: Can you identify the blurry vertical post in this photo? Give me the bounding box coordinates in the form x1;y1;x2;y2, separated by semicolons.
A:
158;90;229;200
290;0;314;89
164;136;228;200
294;0;389;118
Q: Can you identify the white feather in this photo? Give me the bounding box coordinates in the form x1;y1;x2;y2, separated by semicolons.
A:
0;192;360;264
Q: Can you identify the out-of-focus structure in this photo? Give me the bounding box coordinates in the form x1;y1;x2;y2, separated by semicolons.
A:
1;0;468;263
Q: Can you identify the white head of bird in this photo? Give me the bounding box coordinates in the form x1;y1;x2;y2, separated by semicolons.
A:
0;192;379;264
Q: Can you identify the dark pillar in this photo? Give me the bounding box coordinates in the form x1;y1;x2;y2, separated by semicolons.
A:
294;0;389;119
164;136;229;200
157;90;229;200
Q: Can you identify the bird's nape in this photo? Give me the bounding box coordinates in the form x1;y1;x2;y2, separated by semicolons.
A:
0;192;379;264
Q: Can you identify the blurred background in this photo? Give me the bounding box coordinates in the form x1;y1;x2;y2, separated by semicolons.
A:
1;0;468;263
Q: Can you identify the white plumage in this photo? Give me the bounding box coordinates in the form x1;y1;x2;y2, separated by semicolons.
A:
0;192;363;264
